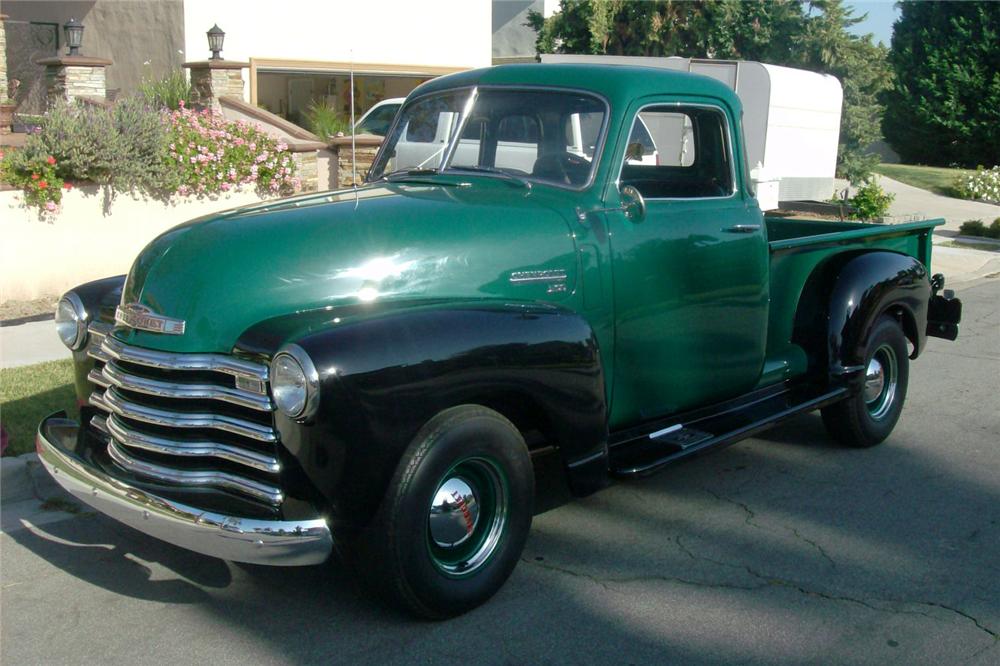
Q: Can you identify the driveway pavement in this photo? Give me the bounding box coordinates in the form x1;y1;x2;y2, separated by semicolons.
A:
876;175;1000;234
2;279;997;665
0;319;69;369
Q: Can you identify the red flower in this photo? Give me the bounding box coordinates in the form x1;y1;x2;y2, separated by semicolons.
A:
31;173;39;180
38;180;48;189
63;182;73;190
46;156;57;165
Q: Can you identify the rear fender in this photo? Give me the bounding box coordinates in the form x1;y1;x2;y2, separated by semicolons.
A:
826;252;930;381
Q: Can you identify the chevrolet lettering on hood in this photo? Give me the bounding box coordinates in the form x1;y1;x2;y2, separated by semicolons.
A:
115;303;186;335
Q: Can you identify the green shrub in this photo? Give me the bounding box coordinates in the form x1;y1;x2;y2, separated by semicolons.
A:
849;179;895;221
958;218;1000;239
304;99;350;141
13;99;175;196
138;70;192;111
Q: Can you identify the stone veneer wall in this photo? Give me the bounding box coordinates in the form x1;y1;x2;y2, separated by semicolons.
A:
189;66;245;112
329;135;383;188
46;65;107;105
0;17;8;102
291;150;319;192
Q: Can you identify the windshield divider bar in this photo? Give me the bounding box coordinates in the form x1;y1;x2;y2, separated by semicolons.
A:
439;87;478;173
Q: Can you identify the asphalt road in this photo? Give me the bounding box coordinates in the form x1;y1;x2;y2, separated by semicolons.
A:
3;279;998;665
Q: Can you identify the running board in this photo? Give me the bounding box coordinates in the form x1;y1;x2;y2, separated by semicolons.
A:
608;384;849;477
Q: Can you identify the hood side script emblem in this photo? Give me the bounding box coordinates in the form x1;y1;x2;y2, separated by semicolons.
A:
115;303;186;335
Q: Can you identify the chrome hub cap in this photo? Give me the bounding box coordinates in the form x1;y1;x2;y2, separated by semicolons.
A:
427;457;508;577
429;477;480;548
864;344;898;420
863;357;885;403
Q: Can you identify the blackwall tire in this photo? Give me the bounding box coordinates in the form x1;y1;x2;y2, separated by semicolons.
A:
822;315;910;448
362;405;534;619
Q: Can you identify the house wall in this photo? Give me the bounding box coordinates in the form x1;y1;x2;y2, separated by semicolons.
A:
2;0;183;112
182;0;492;71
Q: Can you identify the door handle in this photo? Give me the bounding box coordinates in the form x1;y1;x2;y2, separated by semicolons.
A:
723;224;761;233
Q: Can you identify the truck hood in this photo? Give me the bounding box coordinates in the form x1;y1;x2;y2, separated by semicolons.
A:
116;181;580;353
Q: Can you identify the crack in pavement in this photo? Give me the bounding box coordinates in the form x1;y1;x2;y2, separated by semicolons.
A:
702;486;838;569
522;556;999;644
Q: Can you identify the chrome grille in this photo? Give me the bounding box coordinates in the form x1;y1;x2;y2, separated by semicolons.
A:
86;328;283;506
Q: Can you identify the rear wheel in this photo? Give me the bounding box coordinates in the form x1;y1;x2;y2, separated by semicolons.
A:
362;405;534;619
822;315;909;447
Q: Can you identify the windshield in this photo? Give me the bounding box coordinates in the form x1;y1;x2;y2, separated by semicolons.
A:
368;88;607;188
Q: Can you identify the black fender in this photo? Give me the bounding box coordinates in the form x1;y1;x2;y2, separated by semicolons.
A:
825;252;929;381
236;300;608;530
63;275;126;401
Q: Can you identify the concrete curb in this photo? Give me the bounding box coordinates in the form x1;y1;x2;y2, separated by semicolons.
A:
1;452;60;504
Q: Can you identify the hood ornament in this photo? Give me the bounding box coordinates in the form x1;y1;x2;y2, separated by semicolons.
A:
115;303;186;335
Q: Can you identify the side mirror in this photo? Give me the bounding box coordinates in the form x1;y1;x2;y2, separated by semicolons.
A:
620;184;646;222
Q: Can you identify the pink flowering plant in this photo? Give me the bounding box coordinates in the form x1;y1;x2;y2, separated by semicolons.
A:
0;150;66;214
166;102;299;197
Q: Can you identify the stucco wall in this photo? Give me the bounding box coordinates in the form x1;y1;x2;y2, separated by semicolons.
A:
183;0;491;70
1;187;265;301
2;0;184;112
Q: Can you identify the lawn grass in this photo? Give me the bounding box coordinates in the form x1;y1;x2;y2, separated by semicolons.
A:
873;163;975;197
1;359;76;457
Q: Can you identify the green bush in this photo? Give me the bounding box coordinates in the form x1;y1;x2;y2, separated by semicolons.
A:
138;70;192;111
849;179;895;221
305;99;350;141
958;218;1000;239
11;99;175;196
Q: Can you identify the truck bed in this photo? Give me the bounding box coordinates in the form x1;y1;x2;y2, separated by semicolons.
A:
758;217;944;388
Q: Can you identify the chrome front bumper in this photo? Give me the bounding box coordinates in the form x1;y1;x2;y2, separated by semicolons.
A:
35;414;333;566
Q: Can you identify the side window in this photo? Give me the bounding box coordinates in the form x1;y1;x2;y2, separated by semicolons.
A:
619;106;733;199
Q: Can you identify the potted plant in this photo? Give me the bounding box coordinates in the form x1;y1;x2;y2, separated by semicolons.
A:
1;79;21;135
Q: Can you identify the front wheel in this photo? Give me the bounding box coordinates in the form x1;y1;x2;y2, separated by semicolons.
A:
822;315;910;447
363;405;534;619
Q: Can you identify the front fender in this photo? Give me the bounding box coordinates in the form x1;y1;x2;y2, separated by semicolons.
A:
237;301;607;529
827;252;930;380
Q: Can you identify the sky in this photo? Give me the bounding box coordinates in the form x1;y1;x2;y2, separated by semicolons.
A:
846;0;902;46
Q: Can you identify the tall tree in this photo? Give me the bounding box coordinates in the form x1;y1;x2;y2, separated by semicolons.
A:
882;1;1000;167
528;0;892;183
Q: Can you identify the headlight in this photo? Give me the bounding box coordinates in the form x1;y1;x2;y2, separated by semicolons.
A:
55;292;89;351
270;344;319;420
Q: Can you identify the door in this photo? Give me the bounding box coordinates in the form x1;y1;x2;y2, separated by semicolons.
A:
608;102;769;428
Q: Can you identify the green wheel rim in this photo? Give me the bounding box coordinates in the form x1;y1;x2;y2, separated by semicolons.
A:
864;343;898;420
427;456;508;577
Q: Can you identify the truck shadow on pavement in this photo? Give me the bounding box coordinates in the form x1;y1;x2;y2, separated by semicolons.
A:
5;411;998;662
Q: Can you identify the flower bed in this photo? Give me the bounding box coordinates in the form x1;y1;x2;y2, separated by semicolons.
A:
0;100;300;215
954;166;1000;204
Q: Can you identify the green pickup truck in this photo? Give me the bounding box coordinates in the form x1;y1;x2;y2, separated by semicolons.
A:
37;64;962;618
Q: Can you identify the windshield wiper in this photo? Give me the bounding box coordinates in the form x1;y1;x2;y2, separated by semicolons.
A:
375;168;471;188
447;166;532;189
380;168;440;181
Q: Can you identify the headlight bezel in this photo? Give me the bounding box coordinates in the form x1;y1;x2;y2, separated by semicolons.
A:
270;343;320;421
55;292;89;351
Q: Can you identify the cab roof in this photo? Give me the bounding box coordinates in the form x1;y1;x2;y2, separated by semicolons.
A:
411;63;742;114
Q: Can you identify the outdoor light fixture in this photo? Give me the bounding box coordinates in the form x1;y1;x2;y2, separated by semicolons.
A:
64;18;84;56
207;24;225;60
